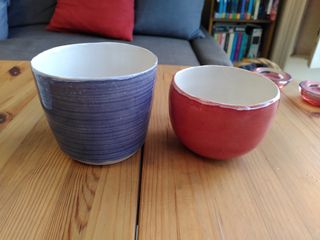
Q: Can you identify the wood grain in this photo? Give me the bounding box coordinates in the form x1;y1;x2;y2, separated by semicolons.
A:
139;65;320;240
2;62;320;240
0;61;140;240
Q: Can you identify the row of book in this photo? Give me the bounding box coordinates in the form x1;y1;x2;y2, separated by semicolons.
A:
213;24;263;62
214;0;280;20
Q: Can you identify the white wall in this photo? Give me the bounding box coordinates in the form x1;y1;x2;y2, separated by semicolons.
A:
294;0;320;56
270;0;307;68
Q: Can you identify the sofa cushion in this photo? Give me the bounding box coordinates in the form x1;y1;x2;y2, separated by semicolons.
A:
0;0;9;39
191;28;232;66
47;0;134;41
8;0;56;27
1;24;200;66
134;0;205;40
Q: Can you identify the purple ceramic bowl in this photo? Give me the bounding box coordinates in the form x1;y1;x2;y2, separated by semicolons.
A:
31;42;158;165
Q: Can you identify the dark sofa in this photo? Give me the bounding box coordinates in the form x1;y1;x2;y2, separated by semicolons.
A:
0;0;231;66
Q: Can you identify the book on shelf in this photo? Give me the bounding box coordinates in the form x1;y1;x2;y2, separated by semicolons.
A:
213;0;279;21
231;0;238;19
246;26;263;58
246;0;254;20
226;30;235;58
222;0;228;18
253;0;260;19
226;0;232;19
266;0;273;15
243;0;250;19
257;0;267;19
239;31;249;60
212;23;263;62
234;25;246;60
220;32;227;50
214;0;220;18
236;0;242;19
230;30;238;61
270;0;279;21
219;0;224;18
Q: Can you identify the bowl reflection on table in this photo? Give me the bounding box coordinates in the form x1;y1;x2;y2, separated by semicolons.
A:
169;65;280;160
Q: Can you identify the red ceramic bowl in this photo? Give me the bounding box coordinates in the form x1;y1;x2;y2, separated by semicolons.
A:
169;65;280;160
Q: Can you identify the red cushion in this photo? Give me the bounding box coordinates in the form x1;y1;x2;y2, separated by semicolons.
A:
47;0;134;41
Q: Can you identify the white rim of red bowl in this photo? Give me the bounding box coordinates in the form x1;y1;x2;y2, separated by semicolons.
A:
173;65;280;111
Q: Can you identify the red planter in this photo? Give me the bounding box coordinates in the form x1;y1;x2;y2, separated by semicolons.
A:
169;66;280;160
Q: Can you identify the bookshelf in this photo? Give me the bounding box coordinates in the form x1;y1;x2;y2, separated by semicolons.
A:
212;19;271;24
207;0;281;62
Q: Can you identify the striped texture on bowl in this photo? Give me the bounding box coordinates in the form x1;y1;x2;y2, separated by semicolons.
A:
34;67;156;164
31;43;158;165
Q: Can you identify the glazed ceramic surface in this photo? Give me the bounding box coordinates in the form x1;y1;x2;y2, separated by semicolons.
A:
254;67;292;88
299;80;320;106
31;42;158;165
169;65;280;160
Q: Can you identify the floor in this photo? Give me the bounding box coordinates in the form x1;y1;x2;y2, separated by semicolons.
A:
284;55;320;82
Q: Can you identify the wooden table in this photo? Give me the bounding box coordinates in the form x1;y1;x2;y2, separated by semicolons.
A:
1;61;320;240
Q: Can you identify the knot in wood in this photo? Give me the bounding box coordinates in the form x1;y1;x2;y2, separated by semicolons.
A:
8;66;21;76
0;112;7;124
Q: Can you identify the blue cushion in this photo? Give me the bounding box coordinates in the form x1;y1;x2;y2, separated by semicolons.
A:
0;0;8;40
8;0;56;27
134;0;205;40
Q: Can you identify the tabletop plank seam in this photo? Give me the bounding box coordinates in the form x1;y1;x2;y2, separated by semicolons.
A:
134;144;145;240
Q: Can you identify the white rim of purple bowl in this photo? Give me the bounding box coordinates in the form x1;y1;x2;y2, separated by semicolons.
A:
31;42;158;81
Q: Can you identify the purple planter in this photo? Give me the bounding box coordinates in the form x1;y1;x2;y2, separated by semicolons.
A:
31;42;158;165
